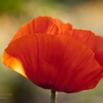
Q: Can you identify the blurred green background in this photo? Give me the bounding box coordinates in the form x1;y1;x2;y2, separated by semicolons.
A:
0;0;103;103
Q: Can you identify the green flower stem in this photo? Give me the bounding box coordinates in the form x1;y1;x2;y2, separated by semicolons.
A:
51;90;57;103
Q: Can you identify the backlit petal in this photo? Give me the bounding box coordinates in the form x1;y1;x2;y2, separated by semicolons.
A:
2;51;27;78
2;34;103;93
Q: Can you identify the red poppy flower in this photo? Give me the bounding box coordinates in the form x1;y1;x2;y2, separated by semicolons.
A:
1;16;103;93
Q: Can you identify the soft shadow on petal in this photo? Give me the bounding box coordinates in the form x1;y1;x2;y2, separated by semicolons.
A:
2;34;103;93
55;35;103;92
92;36;103;67
67;29;103;67
4;34;64;87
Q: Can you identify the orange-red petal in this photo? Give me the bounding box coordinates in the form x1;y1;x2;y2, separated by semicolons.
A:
53;18;72;34
67;29;103;67
2;51;27;78
9;16;72;45
2;34;103;93
9;16;59;44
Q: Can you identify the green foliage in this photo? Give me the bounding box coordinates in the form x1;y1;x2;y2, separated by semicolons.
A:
0;0;24;15
44;0;100;6
0;0;100;15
